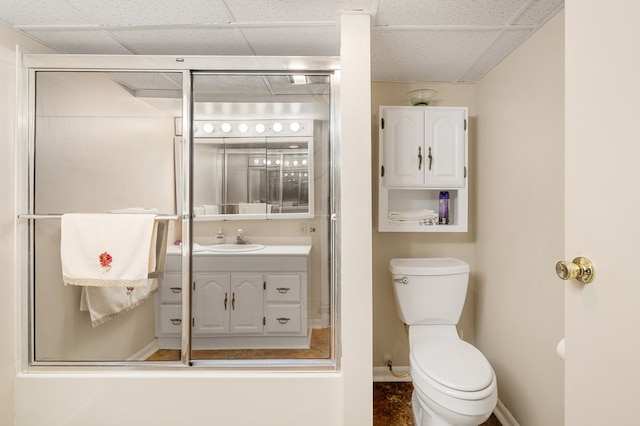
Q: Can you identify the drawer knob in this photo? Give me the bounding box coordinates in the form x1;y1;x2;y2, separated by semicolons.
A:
276;287;290;294
276;317;291;324
170;318;182;325
170;287;182;293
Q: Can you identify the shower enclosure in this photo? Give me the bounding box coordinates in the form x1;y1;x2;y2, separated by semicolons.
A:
19;55;340;368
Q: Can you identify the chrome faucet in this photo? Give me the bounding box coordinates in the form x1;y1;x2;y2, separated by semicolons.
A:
236;229;250;245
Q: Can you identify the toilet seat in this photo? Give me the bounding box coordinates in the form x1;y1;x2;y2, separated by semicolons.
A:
411;338;495;400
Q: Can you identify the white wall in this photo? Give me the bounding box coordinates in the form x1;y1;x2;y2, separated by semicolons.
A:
475;11;565;425
9;14;372;426
0;24;54;426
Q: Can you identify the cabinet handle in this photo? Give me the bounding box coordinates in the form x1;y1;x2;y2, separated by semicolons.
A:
170;287;181;293
276;287;290;293
232;292;236;310
428;146;433;171
276;317;291;324
224;292;228;310
170;318;182;325
418;146;423;170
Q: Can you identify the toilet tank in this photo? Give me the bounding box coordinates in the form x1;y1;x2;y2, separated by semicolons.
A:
389;258;470;325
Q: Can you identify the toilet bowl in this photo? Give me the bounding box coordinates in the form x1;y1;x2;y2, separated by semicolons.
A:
389;258;498;426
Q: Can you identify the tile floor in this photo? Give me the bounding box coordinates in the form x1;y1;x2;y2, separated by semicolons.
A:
373;382;502;426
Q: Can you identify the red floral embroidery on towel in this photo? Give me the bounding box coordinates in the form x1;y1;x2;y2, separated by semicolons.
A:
126;286;134;295
99;252;113;272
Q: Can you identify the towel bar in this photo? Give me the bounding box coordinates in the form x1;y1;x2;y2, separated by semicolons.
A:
18;214;181;220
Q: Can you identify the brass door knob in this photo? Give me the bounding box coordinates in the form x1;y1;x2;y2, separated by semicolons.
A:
555;257;595;284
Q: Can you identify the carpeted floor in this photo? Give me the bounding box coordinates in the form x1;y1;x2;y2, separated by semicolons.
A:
373;382;502;426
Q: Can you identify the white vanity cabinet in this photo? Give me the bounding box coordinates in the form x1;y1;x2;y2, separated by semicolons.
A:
156;246;311;350
378;106;469;232
192;273;264;335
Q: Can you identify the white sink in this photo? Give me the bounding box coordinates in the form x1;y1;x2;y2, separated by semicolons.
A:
207;244;265;252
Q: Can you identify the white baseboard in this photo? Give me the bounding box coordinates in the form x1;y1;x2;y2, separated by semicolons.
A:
493;399;520;426
127;340;159;361
373;365;411;382
373;367;519;426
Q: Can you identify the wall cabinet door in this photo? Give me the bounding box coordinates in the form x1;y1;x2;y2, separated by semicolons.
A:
424;108;466;188
381;106;466;189
382;107;425;187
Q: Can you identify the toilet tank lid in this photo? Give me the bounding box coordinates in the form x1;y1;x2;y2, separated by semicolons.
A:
390;258;469;276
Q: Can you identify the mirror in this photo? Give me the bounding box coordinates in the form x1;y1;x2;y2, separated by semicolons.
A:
193;121;314;219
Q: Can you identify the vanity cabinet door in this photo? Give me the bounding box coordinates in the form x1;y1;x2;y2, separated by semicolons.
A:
229;274;264;334
192;273;231;335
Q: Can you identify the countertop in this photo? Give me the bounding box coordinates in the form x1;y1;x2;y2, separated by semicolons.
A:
167;244;311;256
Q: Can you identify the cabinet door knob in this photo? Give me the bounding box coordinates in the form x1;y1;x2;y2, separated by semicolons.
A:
170;287;181;293
276;287;290;293
428;146;433;171
276;317;291;324
224;292;228;310
170;318;182;325
418;146;423;170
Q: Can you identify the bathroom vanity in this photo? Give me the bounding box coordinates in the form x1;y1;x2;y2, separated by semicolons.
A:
155;245;311;350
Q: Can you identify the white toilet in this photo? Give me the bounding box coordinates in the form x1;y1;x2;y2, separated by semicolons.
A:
389;258;498;426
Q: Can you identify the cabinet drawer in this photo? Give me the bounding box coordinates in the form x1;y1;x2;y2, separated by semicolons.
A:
160;272;183;304
265;275;301;303
165;254;182;271
159;305;183;335
264;305;301;334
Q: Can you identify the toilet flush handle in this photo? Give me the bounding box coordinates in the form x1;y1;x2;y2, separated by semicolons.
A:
393;276;409;285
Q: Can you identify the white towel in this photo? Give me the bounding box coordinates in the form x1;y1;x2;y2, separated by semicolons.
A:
388;209;438;221
239;202;266;214
61;213;156;287
80;278;158;327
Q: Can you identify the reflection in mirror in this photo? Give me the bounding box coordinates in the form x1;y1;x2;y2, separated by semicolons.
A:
193;121;314;219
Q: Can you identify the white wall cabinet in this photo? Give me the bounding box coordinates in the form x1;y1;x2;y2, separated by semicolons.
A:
156;246;311;349
378;106;468;232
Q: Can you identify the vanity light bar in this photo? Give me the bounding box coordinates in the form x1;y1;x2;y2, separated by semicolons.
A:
193;119;313;138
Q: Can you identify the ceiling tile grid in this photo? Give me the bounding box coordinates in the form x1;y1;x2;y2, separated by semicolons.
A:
109;28;254;56
0;0;564;83
459;28;535;81
240;26;340;56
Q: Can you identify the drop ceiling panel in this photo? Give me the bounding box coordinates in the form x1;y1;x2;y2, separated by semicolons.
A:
460;29;534;81
110;28;254;55
372;29;500;82
241;27;340;56
65;0;232;26
0;0;93;26
514;0;564;25
375;0;531;26
226;0;377;22
22;30;134;54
